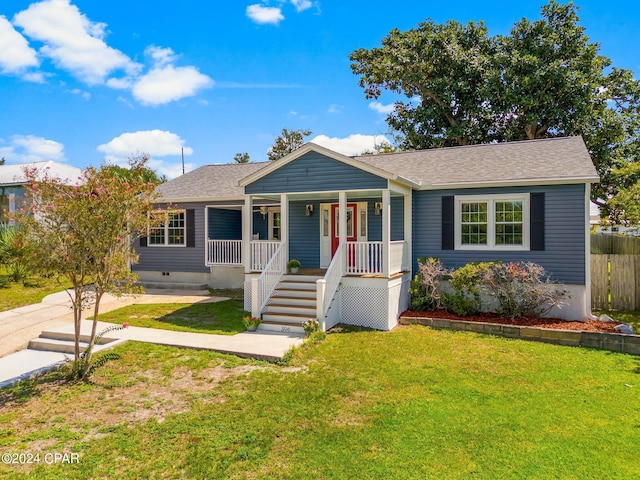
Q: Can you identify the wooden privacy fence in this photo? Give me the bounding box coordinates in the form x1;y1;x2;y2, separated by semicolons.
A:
591;254;640;310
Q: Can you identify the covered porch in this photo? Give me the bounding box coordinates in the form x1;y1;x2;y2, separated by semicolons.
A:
205;188;412;278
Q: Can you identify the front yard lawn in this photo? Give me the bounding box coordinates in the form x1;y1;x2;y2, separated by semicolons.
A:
0;275;69;312
1;326;638;479
94;299;247;335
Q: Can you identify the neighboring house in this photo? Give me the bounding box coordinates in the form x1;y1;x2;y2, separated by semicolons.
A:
0;161;83;223
134;136;599;332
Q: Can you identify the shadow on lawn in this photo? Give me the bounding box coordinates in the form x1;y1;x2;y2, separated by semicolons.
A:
0;369;65;405
145;299;246;334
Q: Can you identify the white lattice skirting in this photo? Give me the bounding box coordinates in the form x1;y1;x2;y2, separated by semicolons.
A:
339;275;410;331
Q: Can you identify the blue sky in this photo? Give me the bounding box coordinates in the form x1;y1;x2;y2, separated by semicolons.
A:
1;0;639;178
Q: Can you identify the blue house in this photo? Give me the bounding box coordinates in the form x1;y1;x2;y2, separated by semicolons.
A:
134;136;599;332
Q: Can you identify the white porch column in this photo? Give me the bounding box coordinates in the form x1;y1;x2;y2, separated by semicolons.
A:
404;191;412;272
281;193;289;266
382;189;391;278
243;195;252;273
338;191;347;246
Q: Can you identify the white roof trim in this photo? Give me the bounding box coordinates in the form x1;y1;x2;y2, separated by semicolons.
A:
237;142;414;188
420;176;600;190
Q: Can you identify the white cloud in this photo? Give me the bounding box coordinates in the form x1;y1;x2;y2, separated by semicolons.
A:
130;45;213;105
13;0;140;85
97;130;194;179
0;16;39;74
369;101;395;114
0;134;66;163
246;4;284;25
328;104;343;114
98;130;193;157
69;88;90;99
291;0;313;12
311;134;391;156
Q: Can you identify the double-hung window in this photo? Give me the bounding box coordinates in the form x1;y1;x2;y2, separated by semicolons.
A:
455;194;529;250
149;210;186;246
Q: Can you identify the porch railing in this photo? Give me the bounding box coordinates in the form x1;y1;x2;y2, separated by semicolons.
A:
344;240;407;276
250;241;280;271
206;239;242;266
389;240;408;274
345;241;383;275
317;242;345;331
251;242;286;317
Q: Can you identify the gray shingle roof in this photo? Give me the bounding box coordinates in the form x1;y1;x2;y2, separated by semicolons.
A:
156;136;599;201
355;136;598;186
156;162;267;201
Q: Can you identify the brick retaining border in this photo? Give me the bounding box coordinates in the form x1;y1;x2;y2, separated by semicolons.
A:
399;316;640;355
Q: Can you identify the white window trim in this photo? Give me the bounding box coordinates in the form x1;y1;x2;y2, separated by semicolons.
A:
454;193;530;251
148;209;187;247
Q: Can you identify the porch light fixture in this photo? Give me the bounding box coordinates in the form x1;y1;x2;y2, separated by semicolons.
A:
259;206;268;218
374;202;382;216
305;204;314;217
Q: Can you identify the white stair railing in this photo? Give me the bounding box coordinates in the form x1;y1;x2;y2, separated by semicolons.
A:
250;241;280;271
317;243;345;331
251;242;286;317
206;239;243;266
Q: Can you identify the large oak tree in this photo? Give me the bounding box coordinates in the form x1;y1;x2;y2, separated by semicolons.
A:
350;1;640;213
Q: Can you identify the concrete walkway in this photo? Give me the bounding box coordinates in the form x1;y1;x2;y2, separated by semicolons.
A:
0;289;305;388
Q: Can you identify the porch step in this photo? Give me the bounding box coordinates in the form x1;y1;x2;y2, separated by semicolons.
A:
258;321;304;334
268;296;316;307
258;274;321;334
281;274;321;283
263;304;316;317
277;281;317;291
271;288;316;299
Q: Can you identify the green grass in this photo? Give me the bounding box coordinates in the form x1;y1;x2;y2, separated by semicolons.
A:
595;309;640;332
1;326;639;479
94;299;247;335
0;275;69;312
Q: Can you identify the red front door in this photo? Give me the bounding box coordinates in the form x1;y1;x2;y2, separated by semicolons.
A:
331;203;357;257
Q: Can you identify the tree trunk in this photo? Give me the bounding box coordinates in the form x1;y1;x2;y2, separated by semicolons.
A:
81;291;104;380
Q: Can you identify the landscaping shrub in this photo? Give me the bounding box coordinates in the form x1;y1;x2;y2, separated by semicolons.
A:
0;225;34;283
481;261;569;318
409;257;450;311
410;258;569;319
443;261;494;316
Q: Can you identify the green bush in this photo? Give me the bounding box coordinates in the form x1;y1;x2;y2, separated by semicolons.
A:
442;261;494;316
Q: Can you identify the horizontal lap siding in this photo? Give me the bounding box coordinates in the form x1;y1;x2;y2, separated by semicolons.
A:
289;200;320;267
412;184;586;284
208;209;241;240
245;152;388;194
133;202;208;273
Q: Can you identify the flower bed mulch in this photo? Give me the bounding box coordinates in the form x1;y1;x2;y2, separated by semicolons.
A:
401;310;621;333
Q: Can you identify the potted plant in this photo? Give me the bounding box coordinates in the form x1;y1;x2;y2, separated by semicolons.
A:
243;315;261;332
301;318;319;337
287;259;301;274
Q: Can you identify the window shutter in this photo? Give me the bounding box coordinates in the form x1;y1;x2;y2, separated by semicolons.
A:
139;236;147;247
186;209;196;248
442;196;454;250
530;193;545;251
